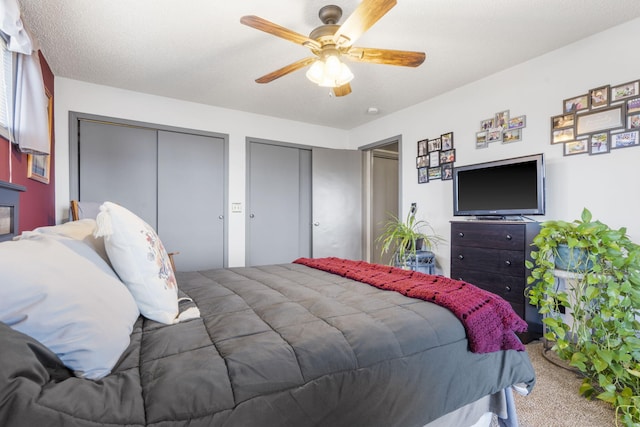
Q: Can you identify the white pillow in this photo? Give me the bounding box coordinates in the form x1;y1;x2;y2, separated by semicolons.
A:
94;202;179;324
0;236;139;380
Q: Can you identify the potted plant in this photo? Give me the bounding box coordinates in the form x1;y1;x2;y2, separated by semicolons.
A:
526;208;640;426
377;206;443;271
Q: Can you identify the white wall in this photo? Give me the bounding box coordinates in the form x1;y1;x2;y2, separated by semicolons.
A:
54;79;349;266
349;17;640;276
55;17;640;273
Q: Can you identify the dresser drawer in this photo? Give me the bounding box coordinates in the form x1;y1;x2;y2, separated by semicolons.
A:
450;245;525;277
451;222;525;250
450;268;525;306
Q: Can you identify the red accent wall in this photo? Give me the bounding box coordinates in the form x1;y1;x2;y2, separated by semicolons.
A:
0;51;55;232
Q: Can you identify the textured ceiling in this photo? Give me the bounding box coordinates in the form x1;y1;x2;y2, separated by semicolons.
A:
17;0;640;130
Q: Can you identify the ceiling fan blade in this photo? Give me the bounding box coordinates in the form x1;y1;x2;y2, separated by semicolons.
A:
332;83;352;97
241;15;321;50
255;57;317;84
333;0;397;48
346;47;426;67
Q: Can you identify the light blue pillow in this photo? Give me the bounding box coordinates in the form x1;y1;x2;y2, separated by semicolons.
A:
0;236;139;379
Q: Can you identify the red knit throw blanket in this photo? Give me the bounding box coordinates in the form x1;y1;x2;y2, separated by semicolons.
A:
293;257;526;353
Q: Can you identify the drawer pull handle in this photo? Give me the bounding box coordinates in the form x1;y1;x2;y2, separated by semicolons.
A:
505;260;512;266
458;254;464;260
505;234;512;240
458;232;464;238
505;285;512;292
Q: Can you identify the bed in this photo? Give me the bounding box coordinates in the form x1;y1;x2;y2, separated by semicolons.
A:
0;203;535;427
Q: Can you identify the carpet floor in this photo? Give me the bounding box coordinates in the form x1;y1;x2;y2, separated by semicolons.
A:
498;340;617;427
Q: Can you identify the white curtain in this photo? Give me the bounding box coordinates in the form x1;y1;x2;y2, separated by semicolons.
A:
0;0;49;155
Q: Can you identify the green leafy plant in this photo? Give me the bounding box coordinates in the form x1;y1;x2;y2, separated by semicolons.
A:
526;208;640;426
377;207;443;268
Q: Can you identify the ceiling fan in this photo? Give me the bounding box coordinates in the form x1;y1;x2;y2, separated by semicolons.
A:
240;0;426;97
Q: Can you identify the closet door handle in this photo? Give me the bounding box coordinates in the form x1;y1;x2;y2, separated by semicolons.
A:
249;214;255;218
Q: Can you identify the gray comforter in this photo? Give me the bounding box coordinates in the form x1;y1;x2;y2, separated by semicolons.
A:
0;263;535;427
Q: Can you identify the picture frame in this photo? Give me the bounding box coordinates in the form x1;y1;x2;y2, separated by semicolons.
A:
427;167;442;180
508;115;526;129
27;90;53;184
563;139;588;156
416;155;428;168
563;94;589;113
627;97;640;114
441;132;454;150
487;127;503;143
589;132;610;155
440;149;455;163
429;152;440;167
628;113;640;129
551;113;575;130
417;139;428;156
552;127;574;144
480;118;494;130
475;131;488;149
418;167;428;184
494;110;509;129
428;138;442;152
589;85;610;109
502;128;522;143
575;105;625;136
611;130;640;149
611;80;639;102
441;163;453;180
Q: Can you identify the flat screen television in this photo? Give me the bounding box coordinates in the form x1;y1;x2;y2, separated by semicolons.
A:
452;153;546;218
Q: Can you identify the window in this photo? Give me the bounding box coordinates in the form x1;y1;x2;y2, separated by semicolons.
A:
0;36;12;140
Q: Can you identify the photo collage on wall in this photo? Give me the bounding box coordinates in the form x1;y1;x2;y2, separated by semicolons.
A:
551;79;640;156
416;132;455;183
475;109;527;149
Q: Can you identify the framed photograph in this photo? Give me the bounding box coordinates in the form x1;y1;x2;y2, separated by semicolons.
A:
551;113;575;130
480;118;494;130
627;97;640;114
475;131;488;149
428;138;442;152
429;152;440;167
417;139;428;156
494;110;509;129
589;132;610;155
418;167;428;184
508;115;526;129
487;127;503;143
441;163;453;180
563;94;589;113
589;85;610;109
502;128;522;143
611;80;639;102
416;155;428;168
441;132;454;150
575;105;625;136
563;139;588;156
552;127;575;144
27;91;53;184
440;149;455;163
628;113;640;129
611;130;640;149
427;167;442;180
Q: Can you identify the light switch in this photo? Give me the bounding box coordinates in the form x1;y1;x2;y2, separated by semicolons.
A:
231;203;242;213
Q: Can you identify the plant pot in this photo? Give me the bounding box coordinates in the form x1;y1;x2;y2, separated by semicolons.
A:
554;244;593;271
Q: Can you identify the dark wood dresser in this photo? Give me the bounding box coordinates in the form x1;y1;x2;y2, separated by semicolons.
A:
450;220;542;338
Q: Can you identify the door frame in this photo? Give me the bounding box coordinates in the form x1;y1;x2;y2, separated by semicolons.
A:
358;135;403;263
68;111;230;267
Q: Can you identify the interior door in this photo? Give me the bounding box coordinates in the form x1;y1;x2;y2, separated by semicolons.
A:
312;148;362;260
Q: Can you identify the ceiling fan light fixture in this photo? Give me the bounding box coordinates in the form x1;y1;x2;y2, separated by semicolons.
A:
306;57;354;88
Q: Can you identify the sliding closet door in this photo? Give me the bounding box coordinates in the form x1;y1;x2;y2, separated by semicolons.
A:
246;141;312;266
157;131;225;271
78;120;158;226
